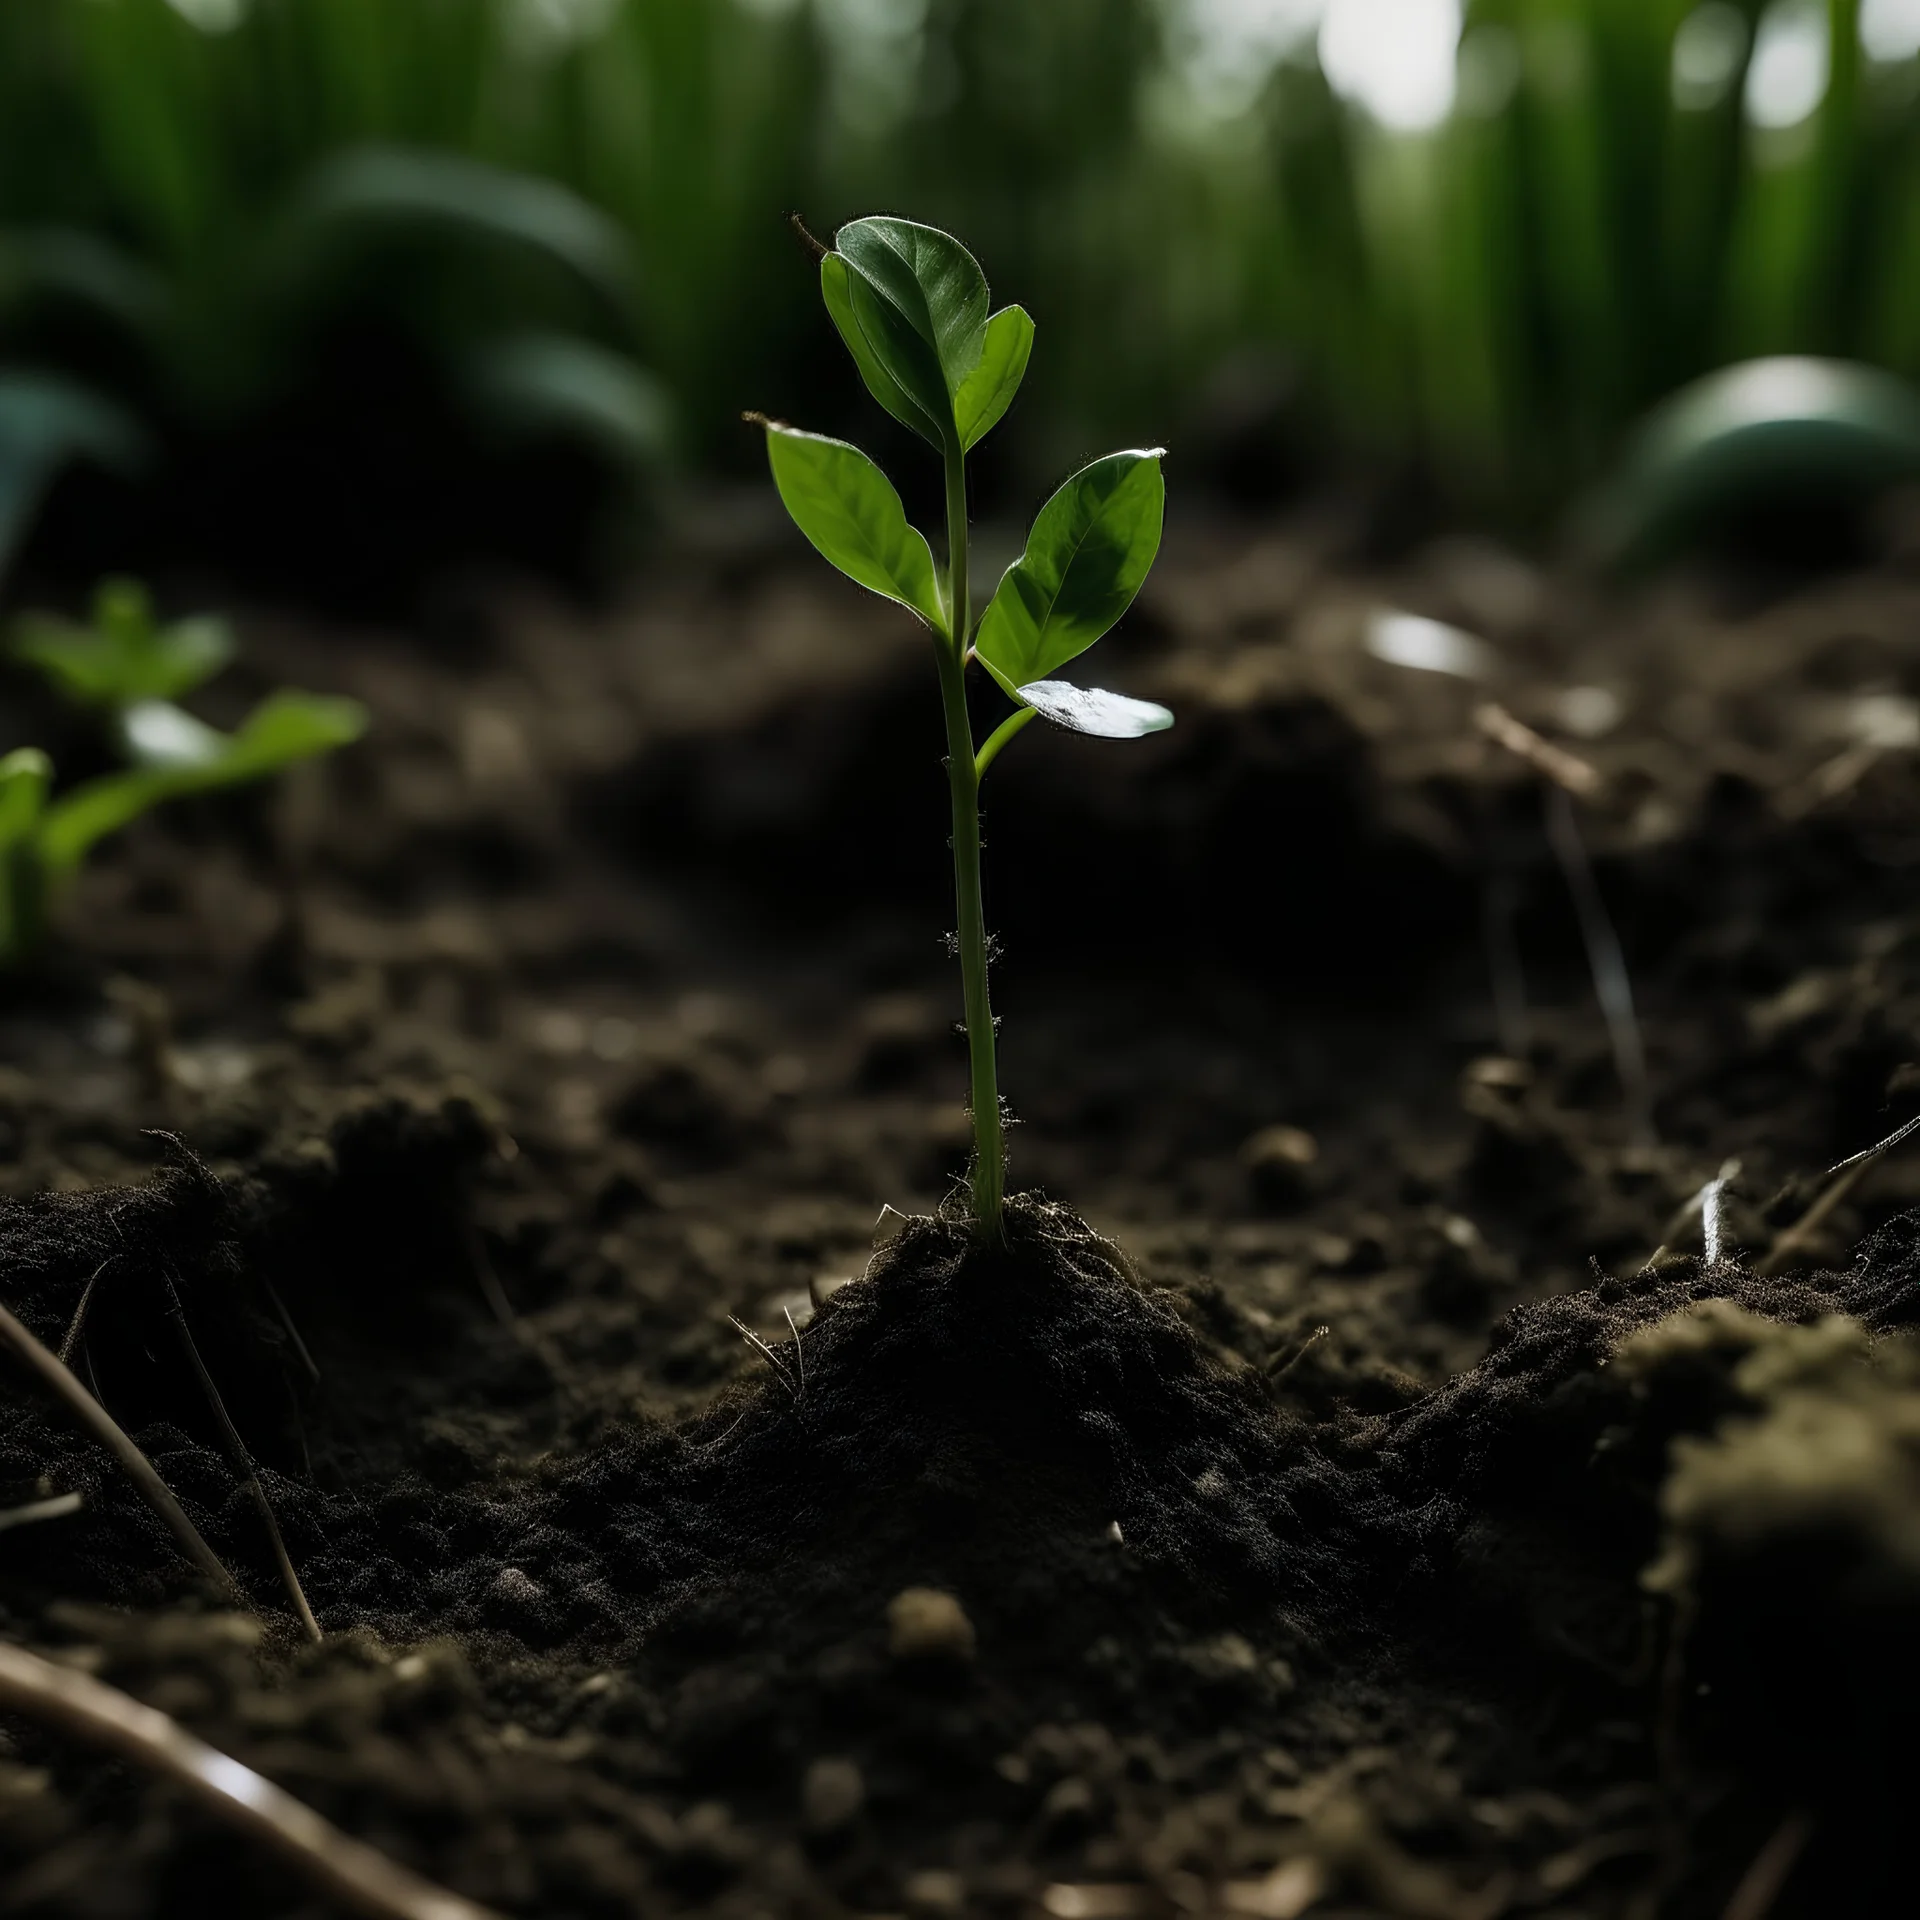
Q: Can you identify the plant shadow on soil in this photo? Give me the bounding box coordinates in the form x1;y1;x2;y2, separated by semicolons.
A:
5;520;1920;1914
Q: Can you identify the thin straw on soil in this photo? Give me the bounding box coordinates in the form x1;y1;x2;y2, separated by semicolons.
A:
55;1262;104;1365
164;1290;322;1642
0;1493;82;1533
1720;1809;1814;1920
0;1299;242;1604
1474;701;1655;1140
1544;785;1655;1147
0;1639;502;1920
1760;1112;1920;1274
1757;1160;1873;1276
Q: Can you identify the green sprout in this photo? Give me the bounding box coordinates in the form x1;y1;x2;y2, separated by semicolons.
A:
1;579;366;964
751;217;1170;1242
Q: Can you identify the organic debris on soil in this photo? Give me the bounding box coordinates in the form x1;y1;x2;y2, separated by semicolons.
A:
5;514;1920;1915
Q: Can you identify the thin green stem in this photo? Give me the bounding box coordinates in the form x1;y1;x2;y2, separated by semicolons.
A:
943;440;970;648
975;705;1037;781
937;441;1003;1240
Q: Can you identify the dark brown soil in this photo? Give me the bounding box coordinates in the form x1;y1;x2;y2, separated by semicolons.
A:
4;505;1920;1917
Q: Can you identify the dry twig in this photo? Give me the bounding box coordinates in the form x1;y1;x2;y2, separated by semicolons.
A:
1476;704;1652;1141
0;1492;82;1533
1700;1174;1733;1268
1642;1159;1742;1274
0;1299;241;1603
1544;785;1655;1145
0;1638;501;1920
726;1313;802;1403
1757;1112;1920;1275
56;1262;107;1366
1720;1809;1813;1920
1475;702;1603;797
164;1290;322;1644
1758;1158;1873;1277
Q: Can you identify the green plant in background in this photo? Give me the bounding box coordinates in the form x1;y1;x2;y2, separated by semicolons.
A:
8;0;1920;548
1577;353;1920;564
752;218;1169;1240
15;577;236;746
1272;0;1920;506
0;0;694;576
0;579;365;963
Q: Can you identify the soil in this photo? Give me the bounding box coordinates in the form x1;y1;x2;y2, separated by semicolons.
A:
5;499;1920;1917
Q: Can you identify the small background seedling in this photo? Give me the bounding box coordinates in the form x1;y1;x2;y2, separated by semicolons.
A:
752;215;1171;1240
1;578;365;965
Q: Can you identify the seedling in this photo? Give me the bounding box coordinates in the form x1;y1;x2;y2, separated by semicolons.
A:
1;579;365;963
751;216;1170;1241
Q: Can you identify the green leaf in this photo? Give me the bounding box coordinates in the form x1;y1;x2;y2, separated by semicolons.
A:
14;578;235;710
758;421;943;629
821;253;942;448
974;449;1166;690
1013;680;1173;739
954;306;1033;451
41;690;366;878
141;618;233;699
38;768;185;882
833;217;989;448
207;689;369;782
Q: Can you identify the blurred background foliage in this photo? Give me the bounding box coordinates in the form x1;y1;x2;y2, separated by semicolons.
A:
3;0;1919;595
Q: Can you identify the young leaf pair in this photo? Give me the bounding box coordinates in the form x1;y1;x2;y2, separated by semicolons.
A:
752;216;1169;1240
1;580;366;964
760;220;1169;745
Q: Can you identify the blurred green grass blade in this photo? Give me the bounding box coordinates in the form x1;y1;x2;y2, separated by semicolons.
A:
0;229;167;340
4;0;1920;534
467;333;673;470
288;145;637;315
68;0;231;259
